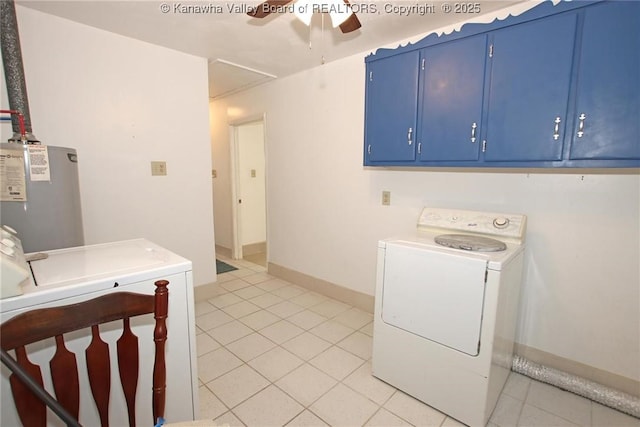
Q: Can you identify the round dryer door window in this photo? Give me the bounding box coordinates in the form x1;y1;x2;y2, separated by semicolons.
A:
435;234;507;252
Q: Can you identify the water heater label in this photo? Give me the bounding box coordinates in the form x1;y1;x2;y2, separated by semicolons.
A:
0;148;27;202
28;145;51;182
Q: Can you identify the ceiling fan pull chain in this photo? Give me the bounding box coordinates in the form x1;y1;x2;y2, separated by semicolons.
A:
321;12;326;64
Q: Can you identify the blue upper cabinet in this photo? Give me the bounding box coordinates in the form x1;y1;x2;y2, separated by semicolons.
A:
363;1;640;168
364;50;419;163
483;13;577;162
418;35;487;162
567;1;640;161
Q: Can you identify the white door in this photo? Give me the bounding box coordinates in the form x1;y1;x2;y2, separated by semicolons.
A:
381;242;488;356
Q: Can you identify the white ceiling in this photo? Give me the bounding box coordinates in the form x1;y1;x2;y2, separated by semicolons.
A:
18;0;524;98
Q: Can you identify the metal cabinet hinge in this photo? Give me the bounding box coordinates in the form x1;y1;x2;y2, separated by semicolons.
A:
482;140;487;153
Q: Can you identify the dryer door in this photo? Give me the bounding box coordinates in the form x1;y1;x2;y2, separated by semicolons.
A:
381;242;488;356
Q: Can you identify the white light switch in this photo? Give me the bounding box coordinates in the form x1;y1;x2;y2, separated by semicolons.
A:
382;191;391;206
151;161;167;176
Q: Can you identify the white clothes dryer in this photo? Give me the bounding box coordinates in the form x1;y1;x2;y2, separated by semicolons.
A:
372;207;527;426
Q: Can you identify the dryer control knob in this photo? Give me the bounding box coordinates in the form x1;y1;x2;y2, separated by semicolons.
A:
493;217;509;229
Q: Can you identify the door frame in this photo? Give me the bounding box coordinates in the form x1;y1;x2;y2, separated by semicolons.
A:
229;113;268;261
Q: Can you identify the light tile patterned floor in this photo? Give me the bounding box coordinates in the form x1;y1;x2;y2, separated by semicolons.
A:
194;258;640;427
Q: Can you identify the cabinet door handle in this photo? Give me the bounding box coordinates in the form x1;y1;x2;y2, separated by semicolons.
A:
577;113;586;138
367;144;371;155
553;116;561;140
407;127;413;146
470;122;477;143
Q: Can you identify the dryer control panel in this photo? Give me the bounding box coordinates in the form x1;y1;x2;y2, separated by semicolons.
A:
417;208;527;243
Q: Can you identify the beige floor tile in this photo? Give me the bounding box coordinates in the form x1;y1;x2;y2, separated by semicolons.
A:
270;285;307;300
309;320;354;344
259;319;305;344
526;381;592;426
308;299;351;318
489;393;524;427
256;278;290;292
249;292;285;309
336;331;373;360
286;409;329;426
342;362;395;405
238;309;281;331
383;391;447;427
518;404;580;427
267;300;306;318
359;322;374;337
214;411;244;426
193;271;633;427
207;320;254;345
198;385;228;420
309;346;365;380
208;365;270;408
365;408;412;426
281;332;333;361
503;372;531;400
233;385;304;426
195;332;221;357
233;286;266;300
310;383;379;427
333;307;374;330
220;278;253;292
197;347;243;383
592;403;640;427
242;272;273;285
208;293;244;309
286;310;328;330
221;300;262;319
194;300;217;317
248;346;304;382
228;268;255;278
442;416;467;426
290;292;328;308
276;364;338;406
195;309;234;332
225;332;277;362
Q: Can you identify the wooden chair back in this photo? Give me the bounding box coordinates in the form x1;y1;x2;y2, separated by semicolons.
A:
0;280;169;427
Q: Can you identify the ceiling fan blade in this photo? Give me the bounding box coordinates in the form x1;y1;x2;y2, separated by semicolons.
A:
248;0;295;18
339;0;361;33
339;13;361;33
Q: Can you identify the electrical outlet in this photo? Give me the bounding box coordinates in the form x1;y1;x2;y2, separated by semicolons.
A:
151;161;167;176
382;191;391;206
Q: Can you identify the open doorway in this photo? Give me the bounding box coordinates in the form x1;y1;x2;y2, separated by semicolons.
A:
231;119;267;266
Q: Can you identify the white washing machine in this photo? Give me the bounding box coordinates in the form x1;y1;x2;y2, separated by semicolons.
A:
372;207;527;427
0;232;199;426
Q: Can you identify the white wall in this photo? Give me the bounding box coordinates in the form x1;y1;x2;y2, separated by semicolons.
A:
1;6;216;285
210;102;233;250
210;49;640;382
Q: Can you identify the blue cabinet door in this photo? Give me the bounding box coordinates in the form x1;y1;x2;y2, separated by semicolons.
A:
364;51;419;163
418;35;487;161
568;2;640;160
484;13;577;162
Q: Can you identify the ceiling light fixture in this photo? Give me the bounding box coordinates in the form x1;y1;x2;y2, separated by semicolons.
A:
293;0;353;28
